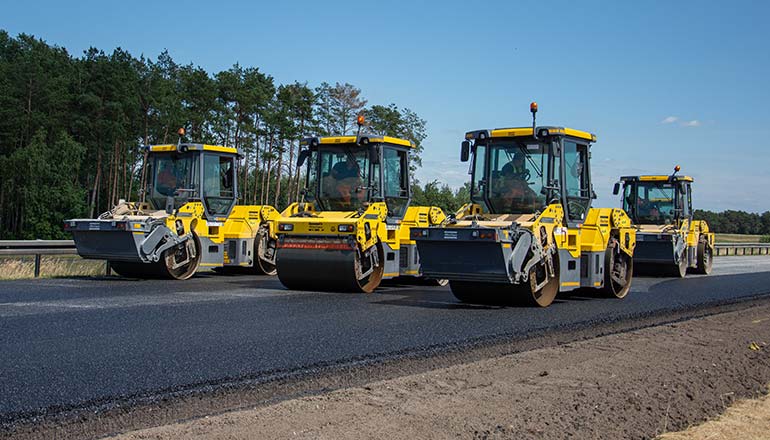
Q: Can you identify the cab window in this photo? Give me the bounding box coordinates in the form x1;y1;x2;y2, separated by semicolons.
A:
317;147;370;211
148;153;199;211
563;141;590;220
470;143;487;208
383;147;409;218
203;154;236;215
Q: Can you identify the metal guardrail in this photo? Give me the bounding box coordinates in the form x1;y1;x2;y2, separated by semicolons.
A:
0;240;76;255
0;240;768;278
714;243;770;256
0;240;108;277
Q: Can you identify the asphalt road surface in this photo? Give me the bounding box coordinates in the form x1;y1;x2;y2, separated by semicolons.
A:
1;256;770;423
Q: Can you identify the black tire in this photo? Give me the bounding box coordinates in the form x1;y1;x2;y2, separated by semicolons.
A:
526;258;560;307
602;238;633;298
252;233;277;276
354;245;384;293
161;235;201;280
694;240;713;275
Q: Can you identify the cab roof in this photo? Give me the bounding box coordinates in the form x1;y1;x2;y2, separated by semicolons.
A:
464;126;596;142
147;143;239;155
620;175;694;183
300;135;414;148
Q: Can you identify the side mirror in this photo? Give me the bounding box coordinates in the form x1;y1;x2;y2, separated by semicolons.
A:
460;141;470;162
369;145;380;165
612;182;620;195
297;149;310;167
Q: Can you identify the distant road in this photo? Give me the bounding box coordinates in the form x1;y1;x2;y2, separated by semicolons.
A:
1;256;770;423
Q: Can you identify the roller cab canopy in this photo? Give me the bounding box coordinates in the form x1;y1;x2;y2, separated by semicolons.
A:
461;125;596;225
144;143;239;221
616;174;694;226
619;175;694;183
464;126;596;143
147;143;240;155
296;135;414;219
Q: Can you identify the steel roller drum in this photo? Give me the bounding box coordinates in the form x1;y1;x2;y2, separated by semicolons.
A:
276;245;383;293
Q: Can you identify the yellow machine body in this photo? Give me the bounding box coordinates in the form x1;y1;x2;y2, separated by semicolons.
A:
413;122;636;307
66;143;281;279
274;135;446;292
616;173;714;276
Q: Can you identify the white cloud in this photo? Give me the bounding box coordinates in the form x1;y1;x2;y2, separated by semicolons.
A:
660;116;702;127
661;116;679;124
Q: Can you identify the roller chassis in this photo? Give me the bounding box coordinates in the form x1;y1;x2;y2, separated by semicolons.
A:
274;132;448;292
274;201;446;292
413;219;549;286
616;173;715;277
413;205;635;297
633;228;688;266
67;206;193;265
67;201;282;279
413;108;638;306
633;220;715;276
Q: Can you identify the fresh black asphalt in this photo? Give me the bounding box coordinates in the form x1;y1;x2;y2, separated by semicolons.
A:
1;256;769;422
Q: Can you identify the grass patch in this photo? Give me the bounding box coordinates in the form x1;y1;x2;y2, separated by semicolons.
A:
714;234;763;243
0;255;106;280
657;385;770;439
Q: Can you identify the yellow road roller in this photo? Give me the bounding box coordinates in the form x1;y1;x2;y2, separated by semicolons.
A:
412;103;636;307
613;167;714;277
274;125;446;292
65;141;281;279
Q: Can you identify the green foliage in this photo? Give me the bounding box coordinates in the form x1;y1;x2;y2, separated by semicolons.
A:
411;181;468;214
0;30;431;239
2;131;87;239
760;235;770;244
694;209;770;235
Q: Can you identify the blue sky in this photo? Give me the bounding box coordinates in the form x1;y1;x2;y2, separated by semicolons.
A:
3;0;769;212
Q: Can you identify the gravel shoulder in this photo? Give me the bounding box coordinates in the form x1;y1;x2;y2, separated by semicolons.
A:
110;303;770;440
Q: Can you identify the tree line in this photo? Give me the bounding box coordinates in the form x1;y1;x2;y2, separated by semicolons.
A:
0;31;437;239
694;210;770;238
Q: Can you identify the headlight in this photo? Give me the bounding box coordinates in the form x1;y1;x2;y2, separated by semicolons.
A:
338;224;355;232
278;224;294;231
472;229;497;240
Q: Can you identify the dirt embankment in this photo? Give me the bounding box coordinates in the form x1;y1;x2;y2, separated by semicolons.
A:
659;390;770;440
112;304;770;440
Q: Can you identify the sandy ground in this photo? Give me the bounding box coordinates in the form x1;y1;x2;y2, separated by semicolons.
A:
659;390;770;440
111;304;770;440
